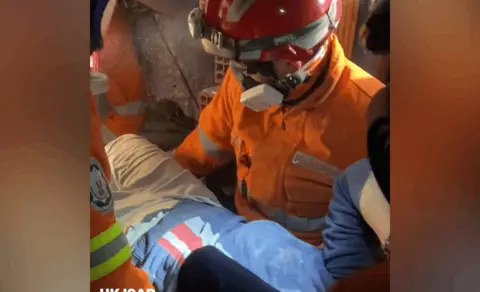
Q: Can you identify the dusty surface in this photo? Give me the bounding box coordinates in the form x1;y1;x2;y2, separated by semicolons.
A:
125;0;215;120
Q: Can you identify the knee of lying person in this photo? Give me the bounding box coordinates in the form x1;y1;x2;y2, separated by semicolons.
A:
104;134;143;155
104;134;186;189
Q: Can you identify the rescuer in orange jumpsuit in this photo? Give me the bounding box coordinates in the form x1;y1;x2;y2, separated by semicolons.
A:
90;2;147;145
90;0;154;290
174;0;385;245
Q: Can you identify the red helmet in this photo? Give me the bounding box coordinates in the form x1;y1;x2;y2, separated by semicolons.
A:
188;0;342;64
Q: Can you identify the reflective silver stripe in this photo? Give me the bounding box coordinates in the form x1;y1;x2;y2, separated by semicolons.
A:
256;203;326;233
113;99;147;116
197;127;233;162
90;232;129;268
90;72;146;117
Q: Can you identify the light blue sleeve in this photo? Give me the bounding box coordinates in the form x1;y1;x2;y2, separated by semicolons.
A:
322;159;379;281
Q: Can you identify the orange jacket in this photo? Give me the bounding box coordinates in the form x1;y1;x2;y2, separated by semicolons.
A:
93;4;147;140
90;94;154;292
174;35;384;246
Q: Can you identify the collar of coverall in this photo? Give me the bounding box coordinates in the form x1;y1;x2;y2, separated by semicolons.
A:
281;34;346;110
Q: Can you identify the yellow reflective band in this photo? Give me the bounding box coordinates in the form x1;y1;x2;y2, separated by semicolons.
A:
90;221;123;253
90;244;132;281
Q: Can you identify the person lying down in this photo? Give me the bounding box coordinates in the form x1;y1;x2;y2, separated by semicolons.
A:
104;134;390;292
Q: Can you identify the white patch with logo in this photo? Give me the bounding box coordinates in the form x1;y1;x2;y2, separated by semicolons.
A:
90;157;113;213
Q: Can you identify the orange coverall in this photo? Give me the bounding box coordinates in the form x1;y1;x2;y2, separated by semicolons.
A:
174;35;385;245
90;94;154;292
94;4;147;141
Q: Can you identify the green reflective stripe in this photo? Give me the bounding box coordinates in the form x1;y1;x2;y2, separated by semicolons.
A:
90;244;132;281
90;232;129;268
90;221;132;281
90;221;123;253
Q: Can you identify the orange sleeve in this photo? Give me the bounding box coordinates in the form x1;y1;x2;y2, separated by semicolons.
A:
90;94;155;292
174;69;236;177
90;259;154;292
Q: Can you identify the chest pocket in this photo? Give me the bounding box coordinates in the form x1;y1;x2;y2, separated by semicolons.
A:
284;151;343;217
231;127;291;207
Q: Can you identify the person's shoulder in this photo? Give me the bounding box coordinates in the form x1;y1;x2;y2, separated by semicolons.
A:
344;60;385;99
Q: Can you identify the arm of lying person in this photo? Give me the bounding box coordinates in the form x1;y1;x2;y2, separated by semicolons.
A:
322;159;389;281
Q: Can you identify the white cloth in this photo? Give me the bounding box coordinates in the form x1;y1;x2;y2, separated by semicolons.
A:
105;134;220;233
